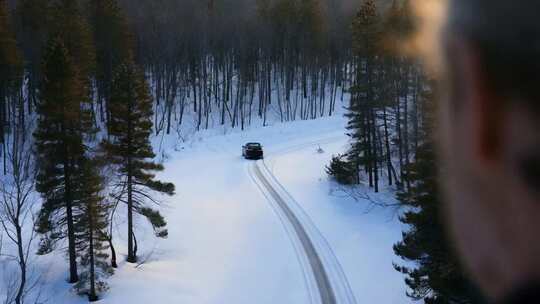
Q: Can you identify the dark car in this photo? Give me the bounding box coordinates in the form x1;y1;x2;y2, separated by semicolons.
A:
242;142;264;160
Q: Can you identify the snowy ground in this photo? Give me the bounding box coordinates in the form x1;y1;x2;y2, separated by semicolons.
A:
266;133;411;303
12;115;411;303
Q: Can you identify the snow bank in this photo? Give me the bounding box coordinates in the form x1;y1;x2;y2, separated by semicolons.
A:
267;136;412;303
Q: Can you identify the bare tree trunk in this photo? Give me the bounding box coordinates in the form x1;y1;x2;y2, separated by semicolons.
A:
62;143;79;283
383;107;393;186
127;97;136;263
14;225;27;304
88;206;98;302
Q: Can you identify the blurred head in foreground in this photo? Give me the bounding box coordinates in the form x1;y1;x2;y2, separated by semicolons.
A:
438;0;540;301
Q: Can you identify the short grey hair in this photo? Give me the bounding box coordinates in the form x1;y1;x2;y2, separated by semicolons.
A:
446;0;540;108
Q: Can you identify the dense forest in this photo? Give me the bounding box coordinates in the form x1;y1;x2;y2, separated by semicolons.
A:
5;0;387;137
0;0;482;303
324;1;485;303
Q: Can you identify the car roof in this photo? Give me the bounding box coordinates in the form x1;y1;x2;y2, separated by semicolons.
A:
246;142;261;146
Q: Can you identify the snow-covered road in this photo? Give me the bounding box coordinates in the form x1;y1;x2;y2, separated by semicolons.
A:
249;136;358;304
250;161;338;304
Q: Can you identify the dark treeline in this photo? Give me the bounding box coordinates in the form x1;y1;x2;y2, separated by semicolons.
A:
5;0;381;138
121;0;360;132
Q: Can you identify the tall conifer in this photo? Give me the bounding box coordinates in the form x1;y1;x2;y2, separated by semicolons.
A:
340;0;382;188
102;61;174;263
393;84;484;303
34;38;92;283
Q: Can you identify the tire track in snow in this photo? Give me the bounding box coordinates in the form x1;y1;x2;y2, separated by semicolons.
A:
249;136;357;304
247;163;319;304
252;163;336;304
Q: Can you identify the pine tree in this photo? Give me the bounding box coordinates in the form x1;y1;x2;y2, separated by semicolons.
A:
339;0;383;189
102;61;175;263
73;158;112;302
34;37;93;283
326;154;355;185
87;0;134;268
393;83;484;303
